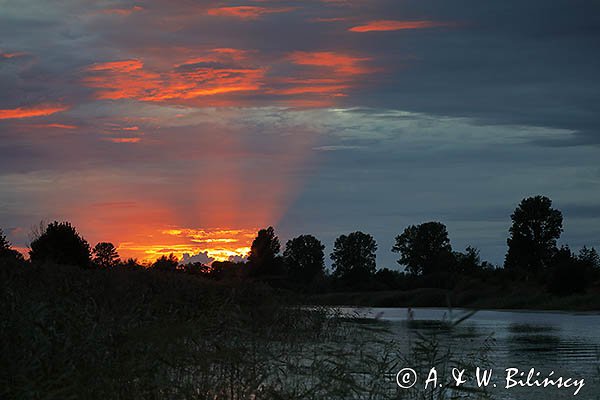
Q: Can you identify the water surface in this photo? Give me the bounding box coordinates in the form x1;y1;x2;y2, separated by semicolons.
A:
357;308;600;399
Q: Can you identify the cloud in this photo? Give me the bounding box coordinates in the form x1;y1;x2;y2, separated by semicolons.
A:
83;54;265;103
206;6;295;19
105;137;141;143
228;254;247;263
181;251;215;265
96;6;144;16
0;104;69;120
349;20;450;32
26;123;77;129
1;51;27;59
312;17;350;23
82;49;375;106
288;51;372;75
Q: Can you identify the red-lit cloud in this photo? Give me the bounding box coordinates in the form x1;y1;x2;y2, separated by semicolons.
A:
26;123;78;129
84;51;266;103
207;6;295;19
106;137;141;143
288;51;372;75
349;20;449;32
97;6;143;16
1;51;27;59
0;104;69;120
83;48;374;106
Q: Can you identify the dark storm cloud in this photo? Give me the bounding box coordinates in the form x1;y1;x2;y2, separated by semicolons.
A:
337;0;600;144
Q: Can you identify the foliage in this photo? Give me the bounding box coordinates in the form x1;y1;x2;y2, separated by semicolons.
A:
29;221;91;267
504;195;563;278
284;234;325;287
547;246;591;296
331;231;377;287
453;246;485;274
182;261;210;275
152;253;179;271
392;221;453;276
92;242;120;268
578;246;600;270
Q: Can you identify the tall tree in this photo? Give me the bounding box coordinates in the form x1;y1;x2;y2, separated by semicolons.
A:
92;242;120;268
0;228;24;261
392;221;453;276
504;195;563;277
29;221;91;267
330;231;377;285
248;226;282;276
283;234;325;286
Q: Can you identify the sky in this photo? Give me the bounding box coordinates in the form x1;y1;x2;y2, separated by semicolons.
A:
1;0;599;267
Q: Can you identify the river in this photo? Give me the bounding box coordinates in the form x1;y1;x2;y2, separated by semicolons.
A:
353;307;600;399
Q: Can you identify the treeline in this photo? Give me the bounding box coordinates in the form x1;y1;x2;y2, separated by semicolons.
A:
1;195;599;297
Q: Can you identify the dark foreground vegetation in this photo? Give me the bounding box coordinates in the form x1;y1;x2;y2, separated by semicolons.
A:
1;258;499;400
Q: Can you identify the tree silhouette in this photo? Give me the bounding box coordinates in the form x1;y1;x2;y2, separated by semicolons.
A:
392;221;453;276
29;221;91;267
283;234;325;286
0;228;24;262
453;246;483;274
248;226;282;277
0;229;10;252
152;253;179;271
330;231;377;286
578;246;599;270
92;242;120;268
548;246;589;295
121;257;143;270
182;262;210;275
504;195;563;278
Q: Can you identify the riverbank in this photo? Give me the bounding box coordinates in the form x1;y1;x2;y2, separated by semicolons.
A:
307;285;600;311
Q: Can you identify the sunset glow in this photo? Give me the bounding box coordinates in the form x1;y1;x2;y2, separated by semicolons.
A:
116;228;256;264
2;0;599;268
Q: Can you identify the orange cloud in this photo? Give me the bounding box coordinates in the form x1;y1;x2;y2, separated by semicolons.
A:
1;51;26;59
84;52;265;102
288;51;372;75
349;20;449;32
106;137;141;143
0;104;69;120
88;59;144;73
207;6;295;19
26;123;78;129
98;6;143;16
83;48;375;106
